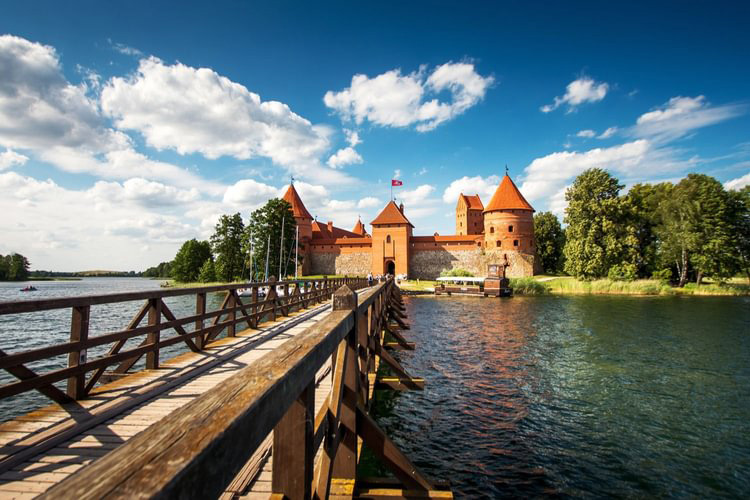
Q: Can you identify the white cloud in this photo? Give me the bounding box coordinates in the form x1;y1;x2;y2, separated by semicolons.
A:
344;129;361;147
357;196;380;208
109;40;143;57
102;57;333;168
324;61;493;132
326;199;356;211
632;95;744;142
400;184;435;205
393;169;402;179
442;174;501;203
0;149;28;170
222;179;279;207
541;76;609;113
576;129;596;138
598;126;618;139
327;146;363;168
417;167;428;176
725;172;750;191
91;178;200;207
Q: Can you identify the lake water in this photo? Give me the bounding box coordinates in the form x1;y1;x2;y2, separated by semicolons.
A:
1;280;749;496
372;295;750;497
0;278;229;419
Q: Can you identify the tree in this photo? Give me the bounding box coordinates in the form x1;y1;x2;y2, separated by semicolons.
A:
143;261;172;278
624;182;672;277
3;253;31;281
198;259;217;282
534;211;565;273
171;239;212;282
245;199;298;281
728;186;750;282
211;213;246;282
563;169;638;279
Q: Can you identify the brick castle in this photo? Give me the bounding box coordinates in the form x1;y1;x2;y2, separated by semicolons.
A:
283;172;541;279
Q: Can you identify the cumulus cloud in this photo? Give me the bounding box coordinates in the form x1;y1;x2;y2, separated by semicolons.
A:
0;149;28;170
725;171;750;191
441;174;501;204
91;178;200;207
541;76;609;113
101;57;335;170
324;61;493;132
327;146;363;168
631;95;744;142
222;179;280;207
357;196;380;208
576;129;596;138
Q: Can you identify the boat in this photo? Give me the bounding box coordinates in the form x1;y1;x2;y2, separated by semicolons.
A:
20;286;37;292
434;272;513;298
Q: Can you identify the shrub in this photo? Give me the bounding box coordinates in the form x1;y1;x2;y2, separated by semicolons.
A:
607;263;637;281
439;268;474;277
651;268;672;282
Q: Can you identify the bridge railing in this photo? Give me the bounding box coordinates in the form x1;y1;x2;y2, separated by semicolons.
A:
0;277;366;405
42;280;444;499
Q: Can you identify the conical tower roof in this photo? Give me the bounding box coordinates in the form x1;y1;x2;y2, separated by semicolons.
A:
352;217;367;236
371;200;414;227
282;184;313;220
484;175;534;212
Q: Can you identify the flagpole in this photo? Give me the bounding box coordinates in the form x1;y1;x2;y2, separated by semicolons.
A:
278;214;285;279
295;225;299;279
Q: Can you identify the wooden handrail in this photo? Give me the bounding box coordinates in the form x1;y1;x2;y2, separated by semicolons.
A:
0;277;368;403
41;279;440;499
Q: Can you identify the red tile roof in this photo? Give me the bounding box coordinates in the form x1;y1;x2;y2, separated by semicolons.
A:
370;201;414;227
484;175;534;212
460;193;484;210
282;184;313;220
311;220;361;239
352;218;367;236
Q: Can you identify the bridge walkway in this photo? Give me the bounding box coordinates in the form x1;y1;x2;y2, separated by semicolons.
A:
0;297;347;499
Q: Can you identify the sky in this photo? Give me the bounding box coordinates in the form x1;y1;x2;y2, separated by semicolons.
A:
1;1;749;271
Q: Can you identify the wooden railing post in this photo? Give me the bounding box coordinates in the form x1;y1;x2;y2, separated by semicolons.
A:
146;298;161;370
67;305;90;399
251;286;258;328
331;285;359;482
195;292;206;350
272;381;315;500
227;291;236;337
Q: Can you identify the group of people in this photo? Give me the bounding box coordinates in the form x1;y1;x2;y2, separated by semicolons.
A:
367;272;400;286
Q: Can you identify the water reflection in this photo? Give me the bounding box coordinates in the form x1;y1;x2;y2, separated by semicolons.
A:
373;295;750;498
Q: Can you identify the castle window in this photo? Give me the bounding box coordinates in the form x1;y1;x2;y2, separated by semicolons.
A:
508;225;514;232
386;235;391;243
490;227;495;234
513;240;519;247
496;241;501;247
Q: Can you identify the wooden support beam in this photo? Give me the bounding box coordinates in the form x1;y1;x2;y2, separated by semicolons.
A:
0;349;71;405
272;382;314;500
383;341;416;351
66;305;90;399
195;292;206;349
375;376;425;391
145;298;161;369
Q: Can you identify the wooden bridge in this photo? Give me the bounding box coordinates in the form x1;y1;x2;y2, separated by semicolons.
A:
0;277;451;499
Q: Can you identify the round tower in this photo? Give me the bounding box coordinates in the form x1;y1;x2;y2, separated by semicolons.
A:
483;174;538;274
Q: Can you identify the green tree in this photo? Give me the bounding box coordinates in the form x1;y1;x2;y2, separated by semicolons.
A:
4;253;31;281
533;211;565;273
563;169;638;279
624;182;672;277
171;239;212;282
728;186;750;282
211;213;246;282
143;261;172;278
0;255;7;281
245;199;298;281
198;258;217;282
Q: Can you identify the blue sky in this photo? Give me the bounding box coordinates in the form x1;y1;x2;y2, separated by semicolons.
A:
1;1;749;270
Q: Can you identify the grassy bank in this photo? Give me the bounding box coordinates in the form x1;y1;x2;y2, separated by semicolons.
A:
518;276;750;296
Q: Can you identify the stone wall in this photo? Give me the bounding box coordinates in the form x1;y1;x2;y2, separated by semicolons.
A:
408;248;538;279
334;252;371;276
310;251;371;276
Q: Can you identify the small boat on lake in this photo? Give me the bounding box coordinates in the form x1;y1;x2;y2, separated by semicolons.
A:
19;286;37;292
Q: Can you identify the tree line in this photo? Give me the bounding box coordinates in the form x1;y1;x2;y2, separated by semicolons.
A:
0;253;30;281
144;198;300;283
533;169;750;285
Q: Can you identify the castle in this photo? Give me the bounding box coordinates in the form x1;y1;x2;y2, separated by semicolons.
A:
283;172;541;279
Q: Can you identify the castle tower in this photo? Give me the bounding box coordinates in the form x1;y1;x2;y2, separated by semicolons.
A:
282;183;313;275
370;201;413;276
483;174;540;275
351;217;368;237
456;193;484;235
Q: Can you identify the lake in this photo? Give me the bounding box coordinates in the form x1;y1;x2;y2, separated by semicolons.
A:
1;280;748;496
373;294;750;497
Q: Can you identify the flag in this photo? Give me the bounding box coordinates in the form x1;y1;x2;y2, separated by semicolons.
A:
391;179;403;186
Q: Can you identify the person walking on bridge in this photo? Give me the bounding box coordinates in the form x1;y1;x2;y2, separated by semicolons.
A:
367;272;374;287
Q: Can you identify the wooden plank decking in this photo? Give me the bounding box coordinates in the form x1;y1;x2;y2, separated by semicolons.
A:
0;298;344;499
